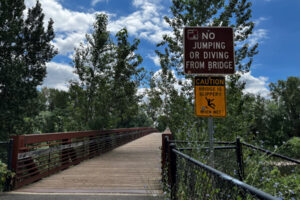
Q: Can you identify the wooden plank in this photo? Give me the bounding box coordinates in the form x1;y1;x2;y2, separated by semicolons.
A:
14;132;163;195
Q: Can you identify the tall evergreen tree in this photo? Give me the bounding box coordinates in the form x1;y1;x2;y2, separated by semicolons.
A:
0;0;57;139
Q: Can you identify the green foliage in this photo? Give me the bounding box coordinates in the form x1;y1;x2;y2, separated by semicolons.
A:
112;28;145;128
70;13;146;130
279;137;300;159
0;16;152;180
163;135;300;199
247;165;300;199
214;75;257;141
0;0;57;139
269;77;300;139
71;13;112;129
244;146;300;199
242;77;300;146
156;115;169;132
127;107;153;128
0;161;14;192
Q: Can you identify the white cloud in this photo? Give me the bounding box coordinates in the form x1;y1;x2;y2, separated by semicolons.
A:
254;17;268;26
108;0;172;43
148;54;160;66
25;0;172;55
137;87;148;104
91;0;108;6
23;0;173;91
53;32;87;56
25;0;95;32
236;27;268;48
239;72;270;98
25;0;100;55
151;70;270;99
43;62;78;91
248;29;268;47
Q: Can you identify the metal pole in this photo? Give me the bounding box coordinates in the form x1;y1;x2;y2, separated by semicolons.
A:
236;137;244;181
208;117;214;167
170;144;177;200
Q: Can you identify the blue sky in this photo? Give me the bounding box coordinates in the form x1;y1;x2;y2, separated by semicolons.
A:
250;0;300;82
24;0;300;98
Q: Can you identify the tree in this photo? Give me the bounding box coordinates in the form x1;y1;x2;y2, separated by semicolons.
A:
150;0;259;139
71;13;112;129
72;14;145;129
112;28;144;128
269;77;300;139
0;1;57;139
37;88;70;133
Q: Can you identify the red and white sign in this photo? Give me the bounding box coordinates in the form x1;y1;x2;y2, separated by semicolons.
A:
184;27;235;74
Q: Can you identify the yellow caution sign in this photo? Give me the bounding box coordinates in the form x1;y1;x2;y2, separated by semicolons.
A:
194;76;226;117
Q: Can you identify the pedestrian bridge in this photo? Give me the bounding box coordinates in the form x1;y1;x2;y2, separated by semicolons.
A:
2;127;294;200
7;128;164;199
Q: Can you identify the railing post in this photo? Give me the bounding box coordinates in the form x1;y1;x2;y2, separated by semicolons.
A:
169;143;177;200
10;135;25;189
7;139;13;171
162;129;172;179
236;137;244;181
161;134;169;174
11;135;24;173
4;139;14;191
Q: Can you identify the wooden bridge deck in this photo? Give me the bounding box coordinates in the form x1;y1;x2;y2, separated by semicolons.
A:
13;132;163;198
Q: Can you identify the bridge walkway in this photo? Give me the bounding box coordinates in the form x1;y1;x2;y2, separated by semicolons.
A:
3;132;163;200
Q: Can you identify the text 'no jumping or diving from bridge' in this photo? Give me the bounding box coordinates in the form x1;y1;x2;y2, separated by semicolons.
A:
184;27;235;75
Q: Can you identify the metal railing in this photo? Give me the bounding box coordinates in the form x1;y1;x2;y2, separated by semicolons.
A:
240;141;300;199
241;142;300;165
171;146;279;200
11;127;157;189
161;134;282;200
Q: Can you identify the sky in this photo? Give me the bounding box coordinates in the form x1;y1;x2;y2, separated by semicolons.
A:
24;0;300;98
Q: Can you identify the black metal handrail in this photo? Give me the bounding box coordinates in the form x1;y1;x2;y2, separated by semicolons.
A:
162;135;299;200
241;142;300;164
178;146;236;151
172;148;279;200
169;140;235;145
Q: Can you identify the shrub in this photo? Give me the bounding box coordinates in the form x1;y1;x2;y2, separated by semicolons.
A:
244;146;300;199
0;161;14;191
280;137;300;159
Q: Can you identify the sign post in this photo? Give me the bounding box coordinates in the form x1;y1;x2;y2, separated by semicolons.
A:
194;76;226;167
184;27;235;167
208;117;214;167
